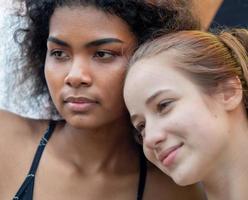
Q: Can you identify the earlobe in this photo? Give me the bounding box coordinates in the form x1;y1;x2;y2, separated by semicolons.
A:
220;76;243;111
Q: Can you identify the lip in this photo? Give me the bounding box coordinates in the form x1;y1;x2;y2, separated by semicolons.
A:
64;96;98;112
64;96;98;104
158;143;184;167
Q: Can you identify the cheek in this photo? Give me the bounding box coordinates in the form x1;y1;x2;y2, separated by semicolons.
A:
143;146;156;163
103;69;126;102
44;64;64;101
44;59;54;87
178;108;228;154
45;68;55;92
168;101;217;133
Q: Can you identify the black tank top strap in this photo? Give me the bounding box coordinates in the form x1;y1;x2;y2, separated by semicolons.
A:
14;121;145;200
13;120;56;200
136;147;147;200
28;120;56;175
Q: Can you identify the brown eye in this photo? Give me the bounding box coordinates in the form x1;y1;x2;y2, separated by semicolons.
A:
132;122;144;145
136;122;145;133
50;50;70;61
157;100;172;113
94;50;117;60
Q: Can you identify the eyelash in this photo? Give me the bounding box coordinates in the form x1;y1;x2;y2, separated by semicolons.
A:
133;122;145;145
134;122;145;144
157;100;173;113
49;50;119;62
93;50;119;61
135;122;145;135
49;50;70;61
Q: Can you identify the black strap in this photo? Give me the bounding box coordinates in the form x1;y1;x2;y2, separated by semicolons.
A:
28;120;56;175
137;147;147;200
13;120;56;199
14;121;145;200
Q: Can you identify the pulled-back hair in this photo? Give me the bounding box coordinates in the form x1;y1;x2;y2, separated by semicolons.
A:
129;28;248;110
14;0;199;100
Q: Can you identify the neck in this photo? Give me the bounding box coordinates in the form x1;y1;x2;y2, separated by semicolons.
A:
202;115;248;200
203;163;248;200
50;117;139;174
192;0;223;30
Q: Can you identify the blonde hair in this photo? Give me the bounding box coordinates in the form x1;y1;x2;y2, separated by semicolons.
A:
129;28;248;108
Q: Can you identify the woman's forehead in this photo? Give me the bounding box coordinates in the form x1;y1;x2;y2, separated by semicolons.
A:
49;6;135;39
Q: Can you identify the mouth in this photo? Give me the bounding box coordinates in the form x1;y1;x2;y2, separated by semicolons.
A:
158;142;184;167
64;96;98;104
64;96;99;112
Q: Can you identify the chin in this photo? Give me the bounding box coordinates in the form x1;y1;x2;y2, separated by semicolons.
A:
170;169;201;186
173;177;193;186
65;116;99;129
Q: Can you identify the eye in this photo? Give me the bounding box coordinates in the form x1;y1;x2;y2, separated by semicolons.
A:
133;122;145;145
49;50;70;61
135;122;145;136
93;50;118;61
132;119;145;145
157;100;173;113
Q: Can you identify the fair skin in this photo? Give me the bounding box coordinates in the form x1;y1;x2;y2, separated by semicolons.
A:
0;6;205;200
124;51;248;200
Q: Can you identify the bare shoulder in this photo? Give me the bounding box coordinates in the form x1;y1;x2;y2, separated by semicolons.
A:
0;109;47;140
144;162;206;200
0;109;49;198
0;109;49;166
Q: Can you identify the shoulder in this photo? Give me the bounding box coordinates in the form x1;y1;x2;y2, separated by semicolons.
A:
0;109;48;141
145;162;206;200
0;109;49;197
0;109;50;165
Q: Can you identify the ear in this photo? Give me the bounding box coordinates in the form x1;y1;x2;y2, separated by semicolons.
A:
217;76;243;111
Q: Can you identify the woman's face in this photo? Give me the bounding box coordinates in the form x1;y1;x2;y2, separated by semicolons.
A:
45;6;136;129
124;53;232;186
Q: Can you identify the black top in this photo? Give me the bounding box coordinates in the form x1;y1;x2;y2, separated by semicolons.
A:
13;121;147;200
13;121;56;200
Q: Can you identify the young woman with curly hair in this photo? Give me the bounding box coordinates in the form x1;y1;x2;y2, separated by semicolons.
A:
0;1;205;199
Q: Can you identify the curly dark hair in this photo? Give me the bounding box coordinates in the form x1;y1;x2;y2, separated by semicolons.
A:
15;0;199;100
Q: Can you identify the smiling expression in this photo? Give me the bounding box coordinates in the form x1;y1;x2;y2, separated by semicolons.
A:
124;52;232;185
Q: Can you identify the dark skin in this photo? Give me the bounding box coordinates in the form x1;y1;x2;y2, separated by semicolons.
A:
0;6;206;200
191;0;223;30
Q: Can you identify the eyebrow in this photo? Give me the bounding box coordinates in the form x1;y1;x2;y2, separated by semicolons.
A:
47;37;70;47
47;37;124;48
85;38;124;47
146;89;171;105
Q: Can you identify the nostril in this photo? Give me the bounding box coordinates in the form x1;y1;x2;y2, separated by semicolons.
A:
143;131;167;150
64;75;82;88
64;71;93;88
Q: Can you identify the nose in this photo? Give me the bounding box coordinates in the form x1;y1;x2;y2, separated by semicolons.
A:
64;58;93;88
143;122;167;150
